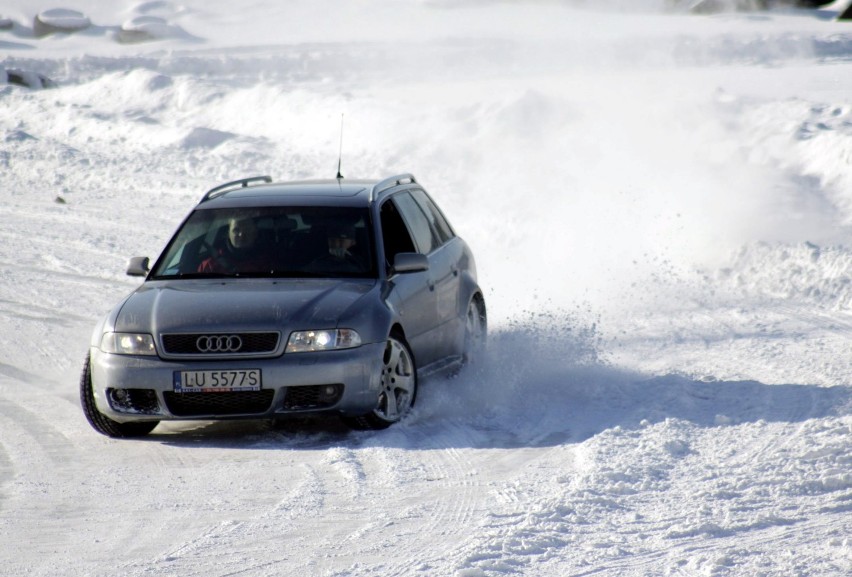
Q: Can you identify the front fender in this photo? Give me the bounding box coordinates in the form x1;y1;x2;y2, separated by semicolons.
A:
89;290;135;348
337;281;397;346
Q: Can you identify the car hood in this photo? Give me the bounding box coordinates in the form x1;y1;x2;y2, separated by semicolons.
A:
113;278;378;335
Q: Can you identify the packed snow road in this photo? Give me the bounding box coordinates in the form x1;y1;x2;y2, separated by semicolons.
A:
2;1;852;575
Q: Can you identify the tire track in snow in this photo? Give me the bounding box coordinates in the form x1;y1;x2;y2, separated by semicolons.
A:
1;377;301;577
352;413;584;577
365;425;487;577
111;449;358;577
210;422;499;577
0;380;105;575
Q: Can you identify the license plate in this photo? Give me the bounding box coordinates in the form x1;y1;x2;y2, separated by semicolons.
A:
173;369;262;393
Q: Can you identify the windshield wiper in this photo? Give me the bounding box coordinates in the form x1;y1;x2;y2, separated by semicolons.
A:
150;272;239;280
152;270;373;280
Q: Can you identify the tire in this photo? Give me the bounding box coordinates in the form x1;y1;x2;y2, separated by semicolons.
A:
80;354;159;438
462;296;487;366
343;333;417;430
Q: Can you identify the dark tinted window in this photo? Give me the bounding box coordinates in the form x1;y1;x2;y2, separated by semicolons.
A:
393;192;438;254
380;199;416;265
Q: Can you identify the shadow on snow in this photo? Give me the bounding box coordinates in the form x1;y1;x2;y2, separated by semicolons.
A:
146;324;852;450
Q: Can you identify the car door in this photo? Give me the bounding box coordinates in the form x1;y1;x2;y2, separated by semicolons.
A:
380;196;440;366
390;190;460;364
408;188;463;346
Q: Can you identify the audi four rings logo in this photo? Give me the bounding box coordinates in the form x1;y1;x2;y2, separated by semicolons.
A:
196;335;243;353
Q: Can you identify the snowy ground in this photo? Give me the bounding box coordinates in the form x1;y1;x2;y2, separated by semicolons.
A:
1;1;851;575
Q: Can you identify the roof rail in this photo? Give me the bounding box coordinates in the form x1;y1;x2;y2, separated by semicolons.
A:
201;175;273;202
371;173;416;199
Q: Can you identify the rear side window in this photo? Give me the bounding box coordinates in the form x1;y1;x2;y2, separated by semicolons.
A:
410;188;454;245
393;192;438;254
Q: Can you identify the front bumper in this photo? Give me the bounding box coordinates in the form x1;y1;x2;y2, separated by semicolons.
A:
89;342;385;422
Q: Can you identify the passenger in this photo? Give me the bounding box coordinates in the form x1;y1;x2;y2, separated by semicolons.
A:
327;225;357;260
306;224;363;273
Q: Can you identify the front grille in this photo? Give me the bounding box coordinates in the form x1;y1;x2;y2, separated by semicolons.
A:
161;332;279;355
163;390;275;416
282;384;343;411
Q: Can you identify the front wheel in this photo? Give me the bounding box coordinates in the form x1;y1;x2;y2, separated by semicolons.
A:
343;334;417;430
80;355;159;438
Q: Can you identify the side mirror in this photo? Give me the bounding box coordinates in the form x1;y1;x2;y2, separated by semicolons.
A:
126;256;150;277
391;253;428;275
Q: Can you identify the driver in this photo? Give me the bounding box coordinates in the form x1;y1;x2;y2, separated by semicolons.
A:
198;215;273;273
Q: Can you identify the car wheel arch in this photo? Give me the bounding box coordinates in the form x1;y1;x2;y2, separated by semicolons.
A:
342;325;417;430
389;323;410;349
386;322;418;380
457;273;486;320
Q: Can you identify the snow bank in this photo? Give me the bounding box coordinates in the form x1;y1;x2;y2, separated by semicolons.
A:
1;3;851;576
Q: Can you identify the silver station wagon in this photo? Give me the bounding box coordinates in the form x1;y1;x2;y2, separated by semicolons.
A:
81;174;486;437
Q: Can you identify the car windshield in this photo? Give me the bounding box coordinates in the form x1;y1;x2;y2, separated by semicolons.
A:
150;206;376;279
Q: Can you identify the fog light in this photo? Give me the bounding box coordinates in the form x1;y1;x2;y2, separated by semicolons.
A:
318;384;342;402
108;387;134;411
106;388;160;414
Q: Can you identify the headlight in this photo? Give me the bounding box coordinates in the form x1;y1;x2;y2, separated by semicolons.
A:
100;332;157;356
286;329;362;353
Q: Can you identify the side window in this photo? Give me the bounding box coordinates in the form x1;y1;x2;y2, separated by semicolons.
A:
393;192;438;254
380;198;416;265
411;189;454;245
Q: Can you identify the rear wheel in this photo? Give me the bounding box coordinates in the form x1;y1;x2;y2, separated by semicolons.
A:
463;297;487;366
80;355;159;438
343;334;417;430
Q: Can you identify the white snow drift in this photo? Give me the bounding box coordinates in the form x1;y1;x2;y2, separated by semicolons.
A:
0;1;850;576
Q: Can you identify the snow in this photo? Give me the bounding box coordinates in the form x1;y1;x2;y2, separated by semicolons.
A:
1;0;852;575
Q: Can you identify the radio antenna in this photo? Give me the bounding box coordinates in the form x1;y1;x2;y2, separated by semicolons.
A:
336;113;344;180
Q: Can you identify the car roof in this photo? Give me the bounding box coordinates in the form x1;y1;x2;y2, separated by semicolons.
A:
196;175;419;210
